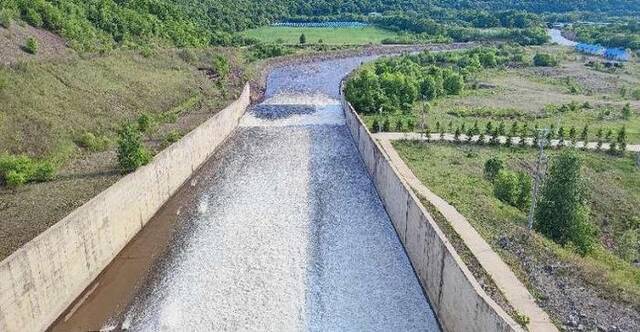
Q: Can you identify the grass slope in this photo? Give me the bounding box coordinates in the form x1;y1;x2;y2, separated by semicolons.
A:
394;141;640;315
240;26;399;45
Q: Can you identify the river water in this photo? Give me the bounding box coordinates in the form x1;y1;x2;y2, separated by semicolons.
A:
548;28;577;47
51;55;440;331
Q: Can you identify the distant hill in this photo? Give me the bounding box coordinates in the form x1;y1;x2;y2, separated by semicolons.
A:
0;0;638;52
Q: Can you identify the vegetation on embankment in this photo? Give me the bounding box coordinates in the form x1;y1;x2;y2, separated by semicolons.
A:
349;45;640;143
394;141;640;330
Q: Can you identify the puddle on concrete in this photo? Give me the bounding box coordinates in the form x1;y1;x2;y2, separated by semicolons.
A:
50;55;440;332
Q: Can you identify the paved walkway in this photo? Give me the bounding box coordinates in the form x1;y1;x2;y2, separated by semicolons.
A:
374;132;640;152
376;137;558;332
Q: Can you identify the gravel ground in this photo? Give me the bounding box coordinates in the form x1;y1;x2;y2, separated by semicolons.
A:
87;56;439;331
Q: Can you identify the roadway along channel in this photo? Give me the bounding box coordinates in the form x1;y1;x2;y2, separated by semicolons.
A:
50;56;440;331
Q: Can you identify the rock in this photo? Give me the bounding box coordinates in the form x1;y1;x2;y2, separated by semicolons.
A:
567;314;579;327
608;326;619;332
498;236;509;249
577;324;585;331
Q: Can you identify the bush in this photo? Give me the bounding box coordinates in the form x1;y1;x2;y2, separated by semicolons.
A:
0;154;56;187
163;130;182;146
117;123;151;172
371;118;380;133
77;132;111;152
484;157;504;181
5;170;27;188
616;229;639;263
0;70;7;91
32;162;55;182
382;117;391;132
515;172;532;211
212;54;230;79
494;170;520;206
632;89;640;101
299;33;306;45
443;71;464;95
623;103;632;119
0;8;14;28
137;113;155;134
533;53;558;67
25;37;38;54
534;150;594;255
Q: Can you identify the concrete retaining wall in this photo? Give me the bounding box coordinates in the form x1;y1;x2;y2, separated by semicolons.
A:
342;97;523;332
0;84;251;332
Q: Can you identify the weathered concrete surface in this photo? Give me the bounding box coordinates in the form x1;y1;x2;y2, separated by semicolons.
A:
0;85;251;332
377;138;557;331
342;97;524;332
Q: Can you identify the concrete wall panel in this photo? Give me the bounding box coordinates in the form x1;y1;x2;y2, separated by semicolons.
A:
342;99;522;332
0;85;251;332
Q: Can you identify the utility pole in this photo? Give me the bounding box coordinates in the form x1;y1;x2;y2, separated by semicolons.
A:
528;128;549;230
378;106;383;133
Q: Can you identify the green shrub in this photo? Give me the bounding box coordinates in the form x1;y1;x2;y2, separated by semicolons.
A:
0;8;14;28
443;71;464;95
212;54;230;79
494;170;519;205
632;89;640;101
0;154;56;187
299;33;306;45
77;132;111;152
5;170;27;188
513;311;530;327
483;157;504;181
616;229;639;263
382;117;391;132
534;150;594;255
163;130;182;146
24;8;43;27
533;53;558;67
623;103;632;119
371;118;380;133
24;37;38;54
32;162;55;182
117;123;151;172
515;172;532;211
137;113;155;134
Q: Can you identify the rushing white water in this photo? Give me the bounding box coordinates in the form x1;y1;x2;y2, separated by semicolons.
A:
101;56;440;331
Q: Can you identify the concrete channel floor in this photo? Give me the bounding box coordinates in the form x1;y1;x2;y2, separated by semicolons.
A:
51;57;440;331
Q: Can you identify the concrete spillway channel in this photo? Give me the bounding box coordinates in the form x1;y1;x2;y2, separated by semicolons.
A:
50;56;440;331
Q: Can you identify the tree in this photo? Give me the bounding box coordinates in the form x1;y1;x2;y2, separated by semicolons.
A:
420;76;438;101
484;157;504;181
534;150;594;255
117;123;151;172
494;170;519;206
344;69;384;114
622;103;632;119
516;172;532;211
443;71;464;95
299;33;306;45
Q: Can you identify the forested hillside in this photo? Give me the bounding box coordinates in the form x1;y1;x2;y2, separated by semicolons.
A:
1;0;639;52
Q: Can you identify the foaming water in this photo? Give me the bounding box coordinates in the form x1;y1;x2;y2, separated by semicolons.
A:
54;55;439;332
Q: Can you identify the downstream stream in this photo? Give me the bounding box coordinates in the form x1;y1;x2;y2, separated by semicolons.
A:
50;55;440;331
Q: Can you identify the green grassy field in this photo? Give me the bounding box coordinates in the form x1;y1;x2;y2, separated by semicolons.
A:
240;26;399;45
360;45;640;143
394;141;640;310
